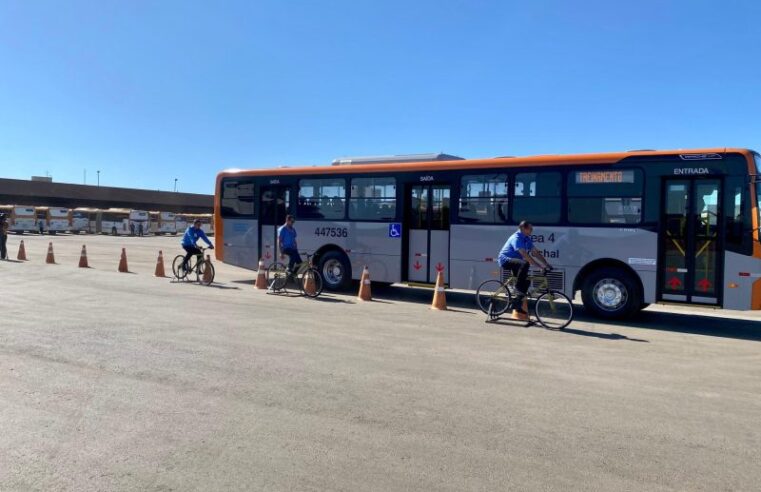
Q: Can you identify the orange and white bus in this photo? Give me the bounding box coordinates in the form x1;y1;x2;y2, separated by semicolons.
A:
71;207;98;234
149;211;177;235
36;207;72;234
96;208;130;235
215;148;761;318
0;205;37;233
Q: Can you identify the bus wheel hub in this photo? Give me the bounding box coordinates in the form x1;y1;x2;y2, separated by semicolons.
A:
594;278;626;310
323;259;343;283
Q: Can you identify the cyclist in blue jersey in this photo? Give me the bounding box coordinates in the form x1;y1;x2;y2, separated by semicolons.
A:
498;220;551;314
181;219;214;272
278;214;302;272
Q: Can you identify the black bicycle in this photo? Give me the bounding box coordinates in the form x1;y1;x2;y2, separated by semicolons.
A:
172;247;215;286
265;253;323;298
475;268;573;330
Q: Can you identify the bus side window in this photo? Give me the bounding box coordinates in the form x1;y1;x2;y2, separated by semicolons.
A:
724;178;745;247
513;172;561;224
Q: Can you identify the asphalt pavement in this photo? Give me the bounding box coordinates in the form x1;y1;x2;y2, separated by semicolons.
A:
1;233;759;491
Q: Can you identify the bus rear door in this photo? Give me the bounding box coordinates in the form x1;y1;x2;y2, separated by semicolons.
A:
659;178;723;305
405;184;451;284
259;185;293;268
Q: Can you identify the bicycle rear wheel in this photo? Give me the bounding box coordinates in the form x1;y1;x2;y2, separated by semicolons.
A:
197;259;215;286
266;262;288;291
476;279;511;316
534;291;573;330
300;268;323;298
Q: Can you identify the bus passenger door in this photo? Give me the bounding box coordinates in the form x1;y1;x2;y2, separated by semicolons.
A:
659;178;722;305
406;184;451;284
259;185;293;268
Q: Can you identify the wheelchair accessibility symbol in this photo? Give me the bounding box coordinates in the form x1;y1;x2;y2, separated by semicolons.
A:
388;223;402;238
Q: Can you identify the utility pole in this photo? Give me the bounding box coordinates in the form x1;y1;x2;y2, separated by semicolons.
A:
84;169;87;185
97;170;100;187
174;178;178;192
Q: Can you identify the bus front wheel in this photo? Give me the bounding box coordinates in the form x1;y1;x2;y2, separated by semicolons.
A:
319;251;351;291
581;267;642;319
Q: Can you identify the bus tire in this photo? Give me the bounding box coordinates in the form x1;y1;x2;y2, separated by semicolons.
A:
318;250;351;291
581;267;641;319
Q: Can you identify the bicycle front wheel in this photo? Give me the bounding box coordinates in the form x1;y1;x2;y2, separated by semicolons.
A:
300;268;323;298
173;254;198;280
197;260;215;285
476;279;511;316
534;291;573;330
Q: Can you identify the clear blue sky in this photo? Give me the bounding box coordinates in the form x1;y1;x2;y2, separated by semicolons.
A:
1;0;759;194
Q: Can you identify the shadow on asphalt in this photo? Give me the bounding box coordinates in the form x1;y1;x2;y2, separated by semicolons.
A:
575;310;761;342
372;283;761;342
231;278;761;341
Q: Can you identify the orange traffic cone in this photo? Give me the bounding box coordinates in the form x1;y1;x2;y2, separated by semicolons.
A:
302;270;316;296
17;240;27;261
202;255;213;284
511;298;529;321
357;265;372;301
431;270;447;311
78;245;89;268
45;242;55;264
154;251;166;277
254;258;267;289
118;248;129;273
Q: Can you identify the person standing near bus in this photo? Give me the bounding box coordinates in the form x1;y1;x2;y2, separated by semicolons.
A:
0;214;8;260
498;220;551;314
180;219;214;271
278;214;302;272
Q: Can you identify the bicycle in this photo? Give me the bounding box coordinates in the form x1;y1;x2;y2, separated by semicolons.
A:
172;247;215;286
265;253;323;298
476;267;573;330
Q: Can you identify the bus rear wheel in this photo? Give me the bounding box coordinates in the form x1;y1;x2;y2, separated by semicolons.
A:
581;267;642;319
319;251;351;291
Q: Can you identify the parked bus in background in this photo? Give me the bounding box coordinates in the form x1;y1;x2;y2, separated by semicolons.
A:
97;208;130;235
35;207;47;234
0;205;37;233
129;210;150;236
149;211;177;235
43;207;72;234
186;213;214;235
176;214;188;232
215;148;761;318
71;208;98;234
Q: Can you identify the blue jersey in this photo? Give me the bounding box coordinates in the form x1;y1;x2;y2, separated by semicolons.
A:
498;230;533;263
278;225;297;249
181;226;212;248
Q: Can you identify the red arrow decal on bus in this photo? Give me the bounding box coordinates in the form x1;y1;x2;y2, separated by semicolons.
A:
697;278;712;292
413;261;422;271
435;262;445;272
667;277;682;289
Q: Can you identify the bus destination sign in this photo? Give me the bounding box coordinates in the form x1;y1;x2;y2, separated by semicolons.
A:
575;170;635;184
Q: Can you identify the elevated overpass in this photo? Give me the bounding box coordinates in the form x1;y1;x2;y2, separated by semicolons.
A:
0;178;213;213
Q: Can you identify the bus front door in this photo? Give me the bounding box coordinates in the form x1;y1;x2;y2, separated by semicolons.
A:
659;178;722;305
259;185;293;268
406;184;451;284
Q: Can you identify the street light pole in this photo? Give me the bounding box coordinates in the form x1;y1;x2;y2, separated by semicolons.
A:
97;170;100;187
174;178;178;192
